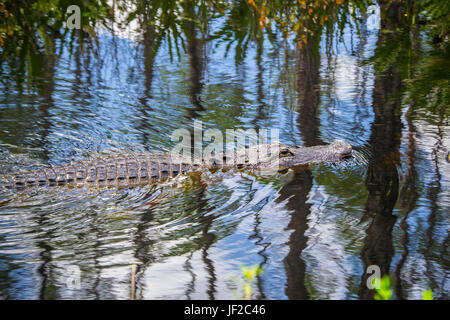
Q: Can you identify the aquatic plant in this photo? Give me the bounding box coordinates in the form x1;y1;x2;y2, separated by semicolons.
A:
229;264;264;300
240;264;264;300
373;275;434;300
373;275;393;300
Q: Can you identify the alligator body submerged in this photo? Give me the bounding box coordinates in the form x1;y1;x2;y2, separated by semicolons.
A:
0;141;352;190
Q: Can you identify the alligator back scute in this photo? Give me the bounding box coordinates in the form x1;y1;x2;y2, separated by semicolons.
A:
0;152;206;190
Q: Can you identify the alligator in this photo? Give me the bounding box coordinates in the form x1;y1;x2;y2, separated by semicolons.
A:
0;140;352;190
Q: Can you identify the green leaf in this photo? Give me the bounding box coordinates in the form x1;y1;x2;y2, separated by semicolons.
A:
239;264;264;281
422;290;433;300
374;275;393;300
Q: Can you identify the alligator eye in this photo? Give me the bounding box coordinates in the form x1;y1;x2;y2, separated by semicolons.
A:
280;148;294;157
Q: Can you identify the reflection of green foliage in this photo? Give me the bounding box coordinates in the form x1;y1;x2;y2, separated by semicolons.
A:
245;0;371;48
0;0;114;51
209;0;266;64
121;0;228;61
409;53;450;118
368;0;450;119
0;0;115;77
313;166;368;211
0;0;373;72
1;0;448;116
371;32;403;74
421;0;450;44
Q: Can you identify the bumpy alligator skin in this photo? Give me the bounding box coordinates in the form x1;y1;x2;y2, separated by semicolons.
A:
0;141;352;190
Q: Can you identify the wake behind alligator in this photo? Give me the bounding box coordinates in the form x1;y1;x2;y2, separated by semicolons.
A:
0;141;352;191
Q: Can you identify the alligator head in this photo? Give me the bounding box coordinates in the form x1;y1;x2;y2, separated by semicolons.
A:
277;140;353;168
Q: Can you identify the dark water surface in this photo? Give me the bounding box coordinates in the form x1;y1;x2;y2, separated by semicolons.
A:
0;1;449;299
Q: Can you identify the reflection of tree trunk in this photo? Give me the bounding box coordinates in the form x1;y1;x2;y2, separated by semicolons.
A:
424;105;444;298
359;69;401;299
183;251;196;299
248;191;269;299
359;1;405;300
277;169;312;300
137;3;159;150
37;230;54;299
182;185;216;300
183;178;216;299
250;215;268;299
353;23;372;133
296;36;323;147
36;42;56;162
251;36;267;127
90;219;105;300
194;187;216;300
71;32;94;133
200;214;217;300
184;2;205;118
142;3;157;100
36;34;57;298
132;207;156;300
395;102;418;299
387;5;421;299
277;33;325;300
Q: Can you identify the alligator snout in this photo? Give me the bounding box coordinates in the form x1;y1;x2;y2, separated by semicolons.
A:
330;140;353;158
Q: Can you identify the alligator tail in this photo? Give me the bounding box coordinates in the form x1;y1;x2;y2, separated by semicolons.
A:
0;153;201;190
